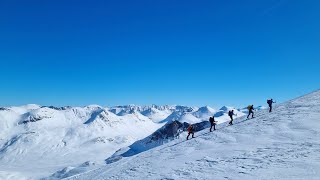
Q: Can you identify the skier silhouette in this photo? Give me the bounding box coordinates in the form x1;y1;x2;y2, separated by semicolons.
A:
228;110;235;125
247;105;254;119
209;116;216;132
186;124;195;140
267;99;276;112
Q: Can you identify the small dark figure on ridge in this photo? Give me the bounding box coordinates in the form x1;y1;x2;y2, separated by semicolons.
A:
247;105;254;119
209;116;217;132
267;99;276;112
187;124;195;140
228;110;235;125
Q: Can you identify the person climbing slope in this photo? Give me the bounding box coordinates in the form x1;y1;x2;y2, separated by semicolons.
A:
247;105;255;119
267;99;276;112
209;116;217;132
228;110;235;125
186;124;195;140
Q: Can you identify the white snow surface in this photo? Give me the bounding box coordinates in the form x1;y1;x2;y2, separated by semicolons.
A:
65;90;320;180
0;103;246;179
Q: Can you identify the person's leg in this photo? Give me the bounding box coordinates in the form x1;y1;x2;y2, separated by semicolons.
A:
251;111;254;118
270;105;272;112
214;124;216;130
210;124;212;132
187;133;190;140
269;105;271;112
192;132;194;138
247;113;250;119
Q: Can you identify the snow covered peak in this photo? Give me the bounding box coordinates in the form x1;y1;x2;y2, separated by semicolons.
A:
84;109;121;128
198;106;215;113
8;104;41;114
173;105;197;113
219;105;233;112
193;106;216;119
84;104;103;111
141;107;161;115
109;105;143;116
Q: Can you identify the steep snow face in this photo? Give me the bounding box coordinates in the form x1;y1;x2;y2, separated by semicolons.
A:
69;90;320;180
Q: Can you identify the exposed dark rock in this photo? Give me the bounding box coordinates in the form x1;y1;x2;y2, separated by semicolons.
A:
41;106;71;110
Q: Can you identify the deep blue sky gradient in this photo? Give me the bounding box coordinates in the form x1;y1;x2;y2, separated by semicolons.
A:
0;0;319;108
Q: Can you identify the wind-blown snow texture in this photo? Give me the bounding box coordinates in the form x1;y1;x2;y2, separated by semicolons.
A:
66;90;320;180
0;103;244;179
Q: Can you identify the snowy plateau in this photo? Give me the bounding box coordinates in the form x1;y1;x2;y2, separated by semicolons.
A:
0;90;319;180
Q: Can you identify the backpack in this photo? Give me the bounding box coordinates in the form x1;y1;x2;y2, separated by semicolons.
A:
247;105;252;110
267;99;272;104
187;126;193;132
228;110;232;116
209;117;214;123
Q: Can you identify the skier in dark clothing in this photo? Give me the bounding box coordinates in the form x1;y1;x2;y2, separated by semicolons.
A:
186;124;195;140
209;116;216;132
228;110;234;125
267;99;276;112
247;105;254;119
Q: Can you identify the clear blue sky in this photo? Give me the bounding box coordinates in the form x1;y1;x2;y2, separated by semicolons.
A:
0;0;319;108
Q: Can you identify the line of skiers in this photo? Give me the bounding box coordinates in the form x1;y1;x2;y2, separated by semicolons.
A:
186;99;276;140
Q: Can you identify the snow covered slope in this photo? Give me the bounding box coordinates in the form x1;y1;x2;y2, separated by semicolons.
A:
0;103;247;179
104;106;245;164
0;105;163;179
67;90;320;180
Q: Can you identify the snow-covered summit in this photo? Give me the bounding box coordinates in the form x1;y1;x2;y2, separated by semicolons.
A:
192;106;216;119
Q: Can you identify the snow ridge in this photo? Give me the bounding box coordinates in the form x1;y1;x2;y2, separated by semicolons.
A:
65;90;320;180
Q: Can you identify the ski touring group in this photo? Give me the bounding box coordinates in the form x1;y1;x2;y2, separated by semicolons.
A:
186;99;276;140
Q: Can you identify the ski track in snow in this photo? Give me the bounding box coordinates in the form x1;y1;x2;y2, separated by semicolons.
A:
66;90;320;180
